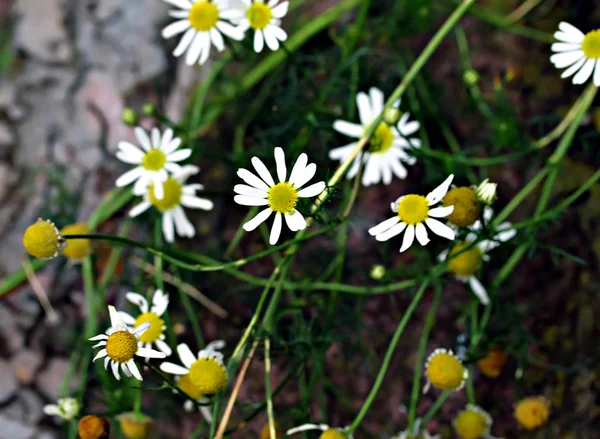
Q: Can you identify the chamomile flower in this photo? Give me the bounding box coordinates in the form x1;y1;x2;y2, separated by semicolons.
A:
90;306;166;381
423;348;468;393
514;396;550;430
60;222;93;262
77;415;110;439
129;165;214;243
118;412;153;439
23;219;66;259
234;147;326;245
368;175;456;252
285;424;353;439
43;397;80;421
330;87;421;186
439;208;516;305
442;186;481;228
477;348;508;379
453;405;494;439
115;127;192;200
550;22;600;86
236;0;289;52
161;0;245;65
160;341;228;395
392;419;440;439
118;289;172;357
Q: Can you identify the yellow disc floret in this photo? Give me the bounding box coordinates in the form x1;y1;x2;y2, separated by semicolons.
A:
426;350;466;390
142;150;167;171
60;222;92;261
148;178;182;212
189;358;228;395
453;407;490;439
319;429;347;439
443;187;480;227
582;29;600;59
105;331;138;363
118;412;153;439
477;348;507;378
260;422;284;439
247;3;272;30
367;123;394;153
189;1;219;31
179;373;203;400
447;242;482;276
133;312;164;343
514;396;550;430
398;195;429;225
23;219;65;259
77;415;110;439
268;182;299;214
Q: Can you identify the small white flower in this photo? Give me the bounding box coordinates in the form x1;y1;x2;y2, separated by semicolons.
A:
161;0;245;65
236;0;289;52
392;419;440;439
129;165;214;243
115;127;191;200
475;178;498;205
234;147;326;245
118;289;172;357
550;22;600;86
90;306;166;381
330;87;421;186
368;175;456;252
439;207;516;305
43;397;80;421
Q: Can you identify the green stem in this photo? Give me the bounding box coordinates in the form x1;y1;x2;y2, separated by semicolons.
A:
264;338;276;439
421;391;451;425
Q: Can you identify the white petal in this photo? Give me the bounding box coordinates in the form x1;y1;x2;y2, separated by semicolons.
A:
108;305;124;328
163;211;175;243
169;9;190;19
399;225;415;252
198;32;212;65
390;156;408;179
551;42;582;53
186;31;205;65
233;184;268;198
160;129;174;152
271;1;289;18
126;292;149;313
269;213;282;245
398;117;420;137
560;56;587;79
428;205;454;218
173;206;195;238
573;58;595;84
426;174;454;205
425;218;455;240
469;276;489;305
253;29;264;52
274;147;287;182
550;50;584;68
151;289;169;316
381;161;392;185
369;87;385;116
238;168;271;191
329;142;356;161
216;21;245;40
288;153;308;187
333;120;363;138
368;216;400;236
132;174;151;196
362;154;381;186
121;362;132;377
137;347;167;359
375;222;406;242
177;343;197;368
210;28;225;52
234;195;269;206
415;223;430;246
181;195;213;210
134;127;152;151
133;322;151;337
558;22;585;41
43;405;60;416
594;59;600;87
356;92;372;126
163;0;192;9
127;360;143;381
162;19;191;39
129;201;151;218
263;27;280;51
93;349;108;362
243;208;272;231
119;312;136;325
291;163;316;189
112;361;121;380
168;149;192;162
88;334;108;341
160;362;190;375
117;141;145;161
115;167;143;187
298;181;325;198
155;339;173;356
163;137;183;155
284;210;306;232
251;157;276;186
267;23;287;41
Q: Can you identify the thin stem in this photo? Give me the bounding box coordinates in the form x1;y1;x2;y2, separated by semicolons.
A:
264;338;276;439
421;391;451;425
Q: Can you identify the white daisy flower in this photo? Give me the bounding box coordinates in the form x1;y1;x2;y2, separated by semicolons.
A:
129;165;214;243
90;306;167;381
233;147;326;245
161;0;245;66
368;175;456;252
118;289;172;357
236;0;289;52
115;127;192;200
329;87;421;186
550;21;600;86
439;208;516;305
392;419;440;439
285;424;354;438
160;341;228;396
43;397;80;421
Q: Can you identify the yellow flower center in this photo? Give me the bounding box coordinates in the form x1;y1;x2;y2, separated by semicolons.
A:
189;358;228;395
477;348;507;378
267;182;299;214
427;352;465;390
142;149;167;171
188;1;219;31
454;410;488;439
447;242;482;276
179;373;203;400
367;123;394;154
247;3;272;30
78;415;110;439
397;195;429;225
118;412;153;439
60;222;92;261
442;187;480;228
582;29;600;59
133;312;164;343
148;178;182;212
514;397;550;430
105;330;138;363
319;429;347;439
23;219;63;259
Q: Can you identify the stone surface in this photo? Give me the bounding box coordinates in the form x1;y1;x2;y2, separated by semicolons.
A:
1;389;45;425
9;350;43;385
0;415;37;439
35;358;72;400
0;360;18;404
0;305;25;355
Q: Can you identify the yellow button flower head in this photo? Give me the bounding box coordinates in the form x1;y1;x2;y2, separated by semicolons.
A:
424;348;468;392
60;222;92;262
118;412;153;439
319;429;348;439
514;396;550;430
442;187;480;228
260;422;284;439
477;348;507;378
23;218;65;259
77;415;110;439
160;340;228;396
453;405;492;439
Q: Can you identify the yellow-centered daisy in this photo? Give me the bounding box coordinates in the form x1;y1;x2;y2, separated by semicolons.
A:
368;175;456;252
234;147;326;245
23;219;66;260
550;22;600;86
90;306;166;381
236;0;289;52
118;289;172;357
423;348;468;393
453;405;494;439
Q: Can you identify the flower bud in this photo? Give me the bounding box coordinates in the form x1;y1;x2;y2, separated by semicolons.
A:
122;108;139;126
475;179;498;205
